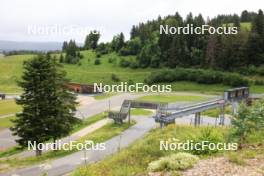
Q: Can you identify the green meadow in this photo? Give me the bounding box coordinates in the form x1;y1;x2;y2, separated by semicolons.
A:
0;49;263;94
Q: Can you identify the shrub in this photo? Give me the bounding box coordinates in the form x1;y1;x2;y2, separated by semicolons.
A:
129;61;139;69
128;79;134;85
144;68;249;87
231;100;264;148
256;65;264;76
255;79;264;85
108;57;113;63
96;52;101;58
189;127;224;155
111;73;120;82
119;58;131;67
147;152;199;172
94;58;101;65
227;152;245;165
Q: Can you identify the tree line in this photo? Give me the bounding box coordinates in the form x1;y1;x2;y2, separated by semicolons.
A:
62;9;264;73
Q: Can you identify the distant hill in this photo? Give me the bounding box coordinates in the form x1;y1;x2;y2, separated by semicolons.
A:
0;40;63;51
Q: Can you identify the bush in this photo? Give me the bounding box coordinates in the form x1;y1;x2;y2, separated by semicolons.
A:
94;58;101;65
96;52;101;58
189;127;225;155
111;73;120;82
108;57;114;63
147;152;199;172
256;65;264;76
144;68;249;87
119;58;131;67
129;61;139;69
254;80;264;85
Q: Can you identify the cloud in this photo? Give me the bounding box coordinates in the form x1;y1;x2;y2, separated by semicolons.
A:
0;0;263;42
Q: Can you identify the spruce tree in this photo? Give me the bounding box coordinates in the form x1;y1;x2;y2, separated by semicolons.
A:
84;30;100;50
11;54;78;156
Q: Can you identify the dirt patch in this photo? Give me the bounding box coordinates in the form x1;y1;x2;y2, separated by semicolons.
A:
182;156;264;176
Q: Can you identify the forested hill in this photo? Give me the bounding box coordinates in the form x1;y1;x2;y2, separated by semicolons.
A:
125;10;264;71
59;10;264;73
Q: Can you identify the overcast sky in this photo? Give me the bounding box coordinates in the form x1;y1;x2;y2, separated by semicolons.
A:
0;0;263;43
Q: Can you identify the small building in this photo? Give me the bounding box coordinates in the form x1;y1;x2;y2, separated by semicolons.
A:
65;83;102;94
0;93;5;100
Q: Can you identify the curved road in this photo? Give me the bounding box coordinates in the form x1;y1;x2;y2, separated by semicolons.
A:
0;93;144;149
0;93;226;176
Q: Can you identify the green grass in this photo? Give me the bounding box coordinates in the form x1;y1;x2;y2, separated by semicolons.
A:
0;112;107;157
72;125;229;176
0;51;263;94
94;93;118;100
71;112;107;133
170;82;229;94
226;22;252;31
202;106;232;118
0;121;134;172
0;100;21;116
0;116;15;130
137;94;208;103
130;108;153;116
240;22;252;31
0;54;33;93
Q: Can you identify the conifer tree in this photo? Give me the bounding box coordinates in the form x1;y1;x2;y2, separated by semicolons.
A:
11;54;78;156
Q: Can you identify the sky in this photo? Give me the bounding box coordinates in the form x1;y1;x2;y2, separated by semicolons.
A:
0;0;263;43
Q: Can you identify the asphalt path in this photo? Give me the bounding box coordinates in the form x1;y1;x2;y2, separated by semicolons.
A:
0;93;144;150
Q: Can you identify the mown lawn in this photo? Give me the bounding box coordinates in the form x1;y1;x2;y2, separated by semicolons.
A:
0;99;21;116
0;51;263;94
0;121;134;172
137;94;208;103
130;108;153;116
0;116;15;131
94;93;118;100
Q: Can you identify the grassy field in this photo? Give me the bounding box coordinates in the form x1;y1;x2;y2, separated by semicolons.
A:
72;125;229;176
73;123;264;176
0;121;134;172
226;22;252;31
137;94;208;103
130;108;153;116
0;50;263;94
94;93;118;100
0;112;108;157
0;99;21;116
0;52;152;93
0;116;15;131
202;106;232;118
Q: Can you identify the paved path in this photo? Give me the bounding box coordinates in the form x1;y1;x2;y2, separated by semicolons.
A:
0;114;230;176
0;114;16;119
1;116;157;176
10;119;111;158
0;93;144;150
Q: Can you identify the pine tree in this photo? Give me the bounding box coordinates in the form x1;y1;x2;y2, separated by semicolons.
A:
62;41;68;52
247;9;264;66
59;54;64;63
84;30;100;50
252;9;264;36
11;54;78;156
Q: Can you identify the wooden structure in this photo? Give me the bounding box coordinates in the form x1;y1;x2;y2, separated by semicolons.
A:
66;83;102;94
